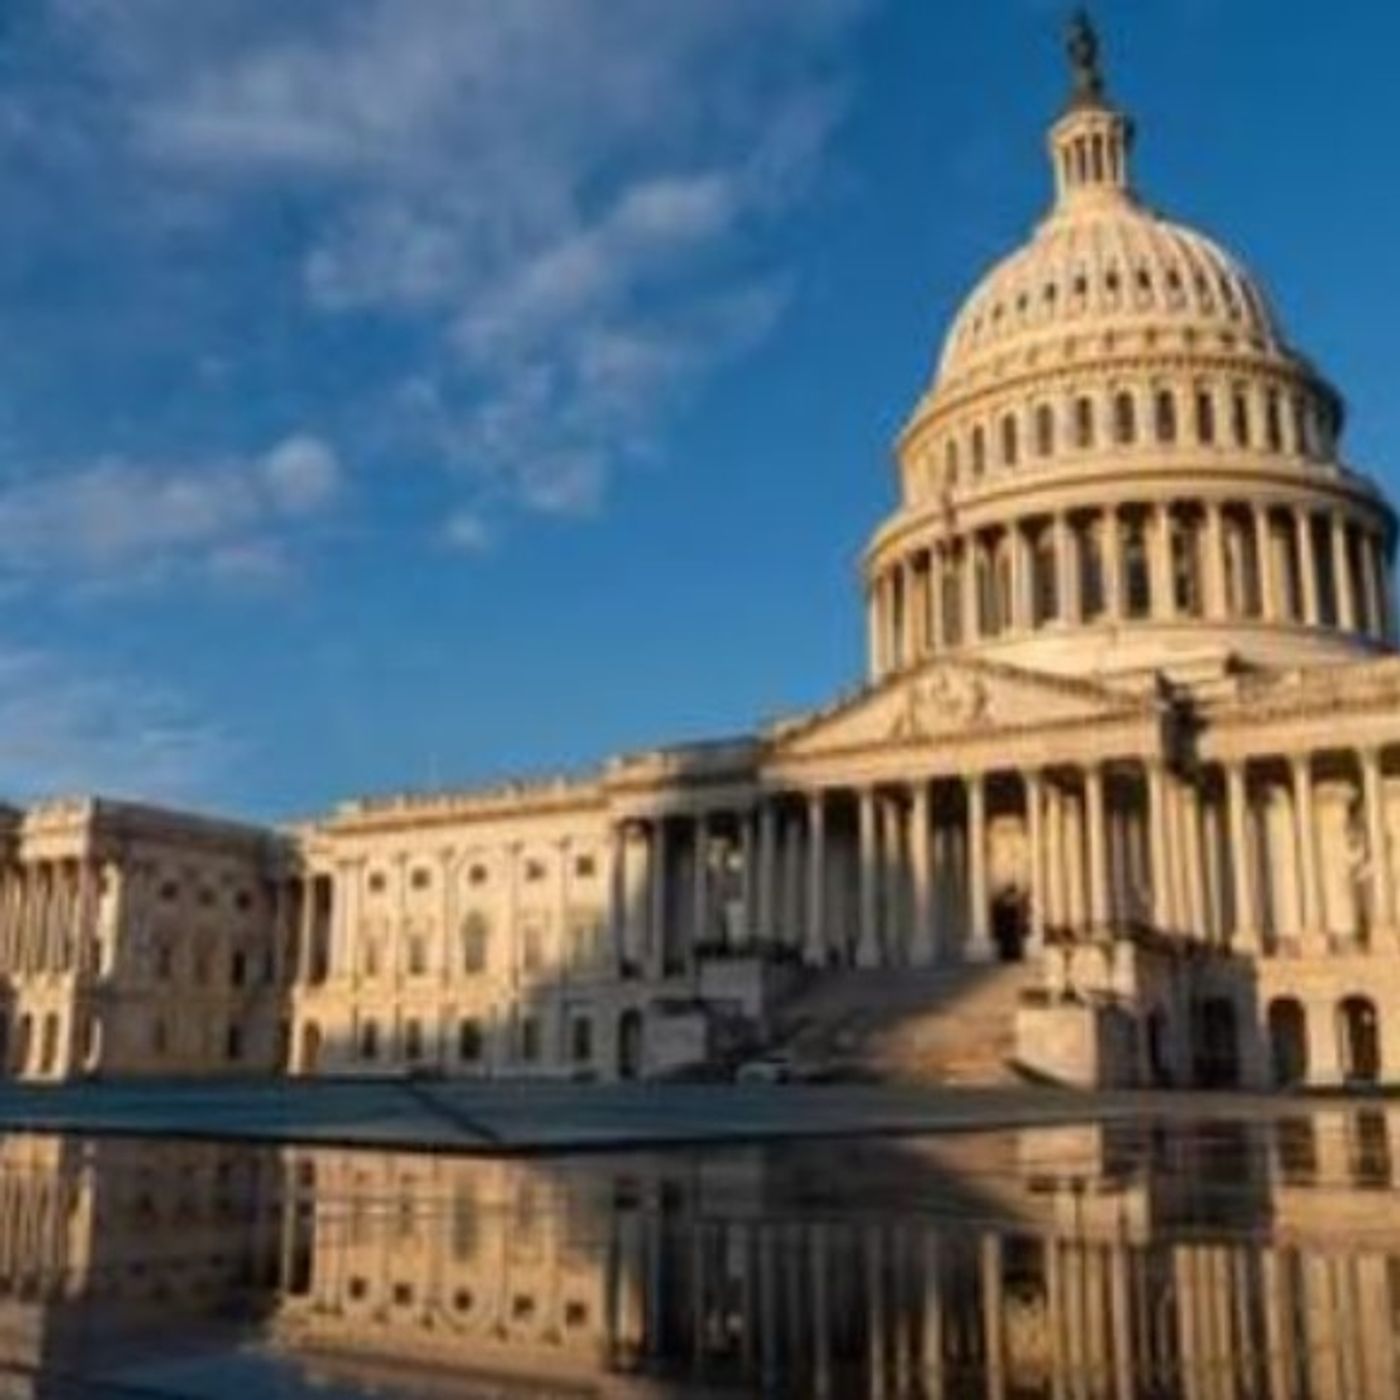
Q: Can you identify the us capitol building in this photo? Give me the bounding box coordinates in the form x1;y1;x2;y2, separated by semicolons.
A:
2;19;1398;1091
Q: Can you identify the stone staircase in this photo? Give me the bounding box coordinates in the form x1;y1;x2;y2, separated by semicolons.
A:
770;962;1031;1085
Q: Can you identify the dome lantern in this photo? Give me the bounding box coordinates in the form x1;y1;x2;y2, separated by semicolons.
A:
1048;11;1135;214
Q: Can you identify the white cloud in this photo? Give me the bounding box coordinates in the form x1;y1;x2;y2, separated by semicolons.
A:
262;434;341;514
46;0;866;545
0;646;231;803
442;510;492;556
0;433;342;588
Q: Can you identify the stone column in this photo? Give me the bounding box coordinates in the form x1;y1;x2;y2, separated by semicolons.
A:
1181;785;1208;942
910;781;934;966
1296;509;1320;626
1255;505;1278;621
858;789;880;968
963;536;979;644
648;822;668;977
1055;513;1076;625
1361;748;1395;942
608;824;627;970
1044;779;1063;936
1226;762;1259;952
929;551;945;654
1334;513;1358;631
1007;522;1027;632
1085;764;1109;933
738;811;756;948
781;814;802;950
1025;770;1046;954
1291;756;1322;947
1151;503;1174;620
1362;535;1384;639
879;794;903;963
966;774;993;962
1147;761;1172;933
756;801;777;945
804;792;826;968
1103;508;1124;621
867;585;881;678
902;558;921;664
691;814;710;953
1205;501;1227;619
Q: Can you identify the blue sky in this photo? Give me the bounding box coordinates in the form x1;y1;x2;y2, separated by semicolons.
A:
0;0;1396;820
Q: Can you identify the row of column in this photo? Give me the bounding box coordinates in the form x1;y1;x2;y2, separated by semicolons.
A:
607;758;1190;976
0;859;104;977
871;498;1393;677
1226;747;1398;954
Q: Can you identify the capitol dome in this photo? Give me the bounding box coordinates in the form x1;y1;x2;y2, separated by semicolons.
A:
864;15;1395;684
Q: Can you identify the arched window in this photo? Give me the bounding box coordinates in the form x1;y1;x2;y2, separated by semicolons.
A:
359;1020;380;1061
1339;996;1381;1084
1001;413;1019;468
945;438;959;480
462;914;489;974
1074;396;1095;450
1231;389;1251;447
1035;404;1055;458
1155;389;1178;444
1195;387;1216;445
1113;391;1136;445
971;425;987;476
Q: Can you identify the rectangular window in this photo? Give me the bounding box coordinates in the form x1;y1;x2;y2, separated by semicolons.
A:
571;1016;593;1064
407;936;427;976
519;1017;540;1064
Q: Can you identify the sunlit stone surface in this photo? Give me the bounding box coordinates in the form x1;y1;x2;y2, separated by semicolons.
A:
0;1112;1396;1396
1;17;1399;1092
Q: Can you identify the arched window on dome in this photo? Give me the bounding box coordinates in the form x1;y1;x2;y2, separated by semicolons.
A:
971;426;987;477
1073;396;1095;450
1231;389;1252;448
1121;516;1152;619
1001;414;1019;468
1035;404;1055;458
945;438;959;482
1195;387;1216;446
1155;390;1178;445
1264;391;1283;453
1113;391;1137;446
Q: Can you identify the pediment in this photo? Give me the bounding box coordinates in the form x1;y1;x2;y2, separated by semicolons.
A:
772;657;1148;759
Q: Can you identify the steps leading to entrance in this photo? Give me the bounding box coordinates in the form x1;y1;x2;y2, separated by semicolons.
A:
770;963;1031;1085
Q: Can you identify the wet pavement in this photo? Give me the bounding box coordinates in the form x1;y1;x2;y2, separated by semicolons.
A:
0;1077;1373;1153
6;1105;1400;1395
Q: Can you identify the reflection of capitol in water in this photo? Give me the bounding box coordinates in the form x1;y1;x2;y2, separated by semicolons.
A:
3;1117;1400;1395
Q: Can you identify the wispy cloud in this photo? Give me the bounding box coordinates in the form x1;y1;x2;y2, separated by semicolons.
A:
0;646;231;802
32;0;865;550
0;433;342;589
